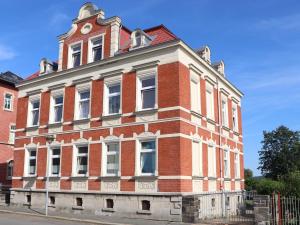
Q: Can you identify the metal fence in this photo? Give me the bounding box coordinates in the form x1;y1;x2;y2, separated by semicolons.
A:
197;191;254;223
270;193;300;225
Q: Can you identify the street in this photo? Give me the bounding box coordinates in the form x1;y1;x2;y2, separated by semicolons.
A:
0;212;100;225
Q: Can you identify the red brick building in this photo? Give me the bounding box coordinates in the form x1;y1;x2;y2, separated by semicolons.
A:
0;71;22;187
11;3;244;221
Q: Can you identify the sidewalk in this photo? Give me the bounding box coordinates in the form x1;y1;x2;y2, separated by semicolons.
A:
0;205;198;225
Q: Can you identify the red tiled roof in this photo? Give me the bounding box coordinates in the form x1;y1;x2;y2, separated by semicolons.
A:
144;24;178;45
25;71;39;80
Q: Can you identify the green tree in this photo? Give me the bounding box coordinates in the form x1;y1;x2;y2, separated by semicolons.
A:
244;168;253;179
255;178;285;195
281;171;300;197
258;126;300;179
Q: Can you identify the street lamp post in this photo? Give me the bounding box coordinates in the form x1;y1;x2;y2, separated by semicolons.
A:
45;135;55;216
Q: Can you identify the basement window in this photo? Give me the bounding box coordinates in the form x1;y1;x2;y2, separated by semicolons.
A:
76;197;83;207
211;198;216;208
141;200;151;211
106;199;114;209
26;195;31;204
49;196;55;205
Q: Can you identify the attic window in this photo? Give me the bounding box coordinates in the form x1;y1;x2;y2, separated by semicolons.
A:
131;31;152;49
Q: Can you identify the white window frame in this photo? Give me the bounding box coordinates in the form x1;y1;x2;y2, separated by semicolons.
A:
75;85;91;120
135;137;158;176
206;82;215;120
103;76;122;116
49;90;64;124
24;148;37;177
190;72;201;114
72;144;89;177
221;96;228;127
136;68;157;112
232;103;238;132
49;147;61;176
27;95;40;127
68;41;83;69
192;139;203;177
102;141;121;177
131;30;152;49
4;93;13;111
234;151;240;178
88;34;104;63
207;142;216;177
223;148;230;178
9;123;16;144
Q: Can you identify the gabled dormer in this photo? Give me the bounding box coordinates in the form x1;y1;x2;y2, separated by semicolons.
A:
57;3;122;71
130;29;153;50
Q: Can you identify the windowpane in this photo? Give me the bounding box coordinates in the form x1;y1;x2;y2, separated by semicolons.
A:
54;105;63;122
106;143;119;175
142;141;155;150
55;96;63;104
141;152;155;174
142;89;155;109
109;96;120;114
4;94;12;110
80;91;90;100
52;158;60;175
33;101;40;109
142;78;155;87
78;146;88;154
93;46;102;62
109;85;120;94
79;100;89;118
32;110;39;125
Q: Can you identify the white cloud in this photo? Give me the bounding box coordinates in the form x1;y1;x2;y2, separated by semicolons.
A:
0;44;16;61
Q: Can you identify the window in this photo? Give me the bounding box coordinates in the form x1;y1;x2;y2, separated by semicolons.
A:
211;198;216;207
76;197;83;207
139;76;156;110
89;37;103;63
50;148;60;175
50;95;63;123
208;144;216;177
206;82;214;120
107;84;120;115
29;99;40;126
234;152;240;178
131;31;151;49
105;143;119;176
69;43;81;68
106;199;114;209
4;93;12;110
190;76;200;113
221;99;228;127
27;149;37;176
7;160;13;178
26;195;31;204
232;104;238;132
75;146;88;175
224;149;230;178
76;89;90;119
9;124;16;144
49;196;55;205
226;197;230;207
192;141;202;176
140;140;156;175
141;200;151;211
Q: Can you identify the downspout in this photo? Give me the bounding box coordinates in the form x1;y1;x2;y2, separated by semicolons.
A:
216;78;225;217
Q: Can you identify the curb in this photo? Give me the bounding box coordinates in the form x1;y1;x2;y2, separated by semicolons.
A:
0;209;130;225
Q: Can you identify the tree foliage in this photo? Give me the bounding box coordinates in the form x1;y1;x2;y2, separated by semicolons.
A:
258;126;300;179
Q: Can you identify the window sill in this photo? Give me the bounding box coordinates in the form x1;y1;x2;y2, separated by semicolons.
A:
206;118;216;125
101;113;121;120
22;175;37;179
99;176;121;180
192;176;204;180
48;122;63;127
190;110;202;118
137;210;152;215
133;175;158;180
233;131;240;136
43;176;61;180
72;206;84;210
134;108;158;115
73;118;90;124
222;125;230;131
102;208;115;212
207;176;217;180
26;126;39;131
70;175;89;180
224;177;231;181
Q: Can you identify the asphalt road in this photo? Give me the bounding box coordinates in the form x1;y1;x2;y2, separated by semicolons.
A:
0;212;100;225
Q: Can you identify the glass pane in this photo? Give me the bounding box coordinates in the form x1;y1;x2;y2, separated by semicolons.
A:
109;95;120;114
32;110;39;125
78;156;87;174
142;78;155;88
80;91;90;100
107;154;119;175
52;148;60;155
30;150;36;157
54;105;63;122
142;141;155;150
52;158;60;174
79;101;90;118
141;152;155;174
93;38;102;46
55;96;63;104
78;146;88;154
142;89;155;109
109;85;120;94
33;101;40;109
93;46;102;62
73;53;81;67
107;143;119;152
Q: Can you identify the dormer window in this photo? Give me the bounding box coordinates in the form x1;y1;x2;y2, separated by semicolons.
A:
131;30;152;49
68;43;82;68
88;36;103;63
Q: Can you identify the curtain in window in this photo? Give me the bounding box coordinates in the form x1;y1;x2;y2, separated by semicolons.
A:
141;152;155;174
109;95;120;114
79;101;89;118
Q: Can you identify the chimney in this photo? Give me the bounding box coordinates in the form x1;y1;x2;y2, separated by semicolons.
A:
39;58;58;75
212;60;225;76
196;46;211;63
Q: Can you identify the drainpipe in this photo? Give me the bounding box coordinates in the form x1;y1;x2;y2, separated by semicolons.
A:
216;78;225;217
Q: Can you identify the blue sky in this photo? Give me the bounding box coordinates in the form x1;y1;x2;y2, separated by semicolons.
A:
1;0;299;175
